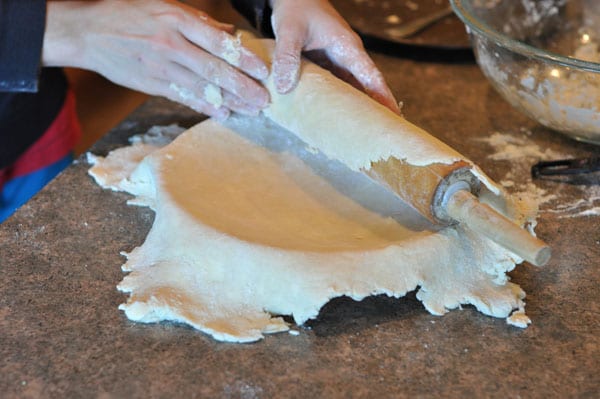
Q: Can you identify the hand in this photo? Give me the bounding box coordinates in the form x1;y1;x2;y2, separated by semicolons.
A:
269;0;400;114
43;0;270;120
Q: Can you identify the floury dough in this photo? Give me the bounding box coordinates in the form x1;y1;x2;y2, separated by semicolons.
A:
89;115;533;342
245;39;499;194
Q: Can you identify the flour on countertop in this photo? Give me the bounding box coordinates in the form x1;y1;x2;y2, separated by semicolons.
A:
405;1;419;11
386;15;401;24
480;131;567;161
477;131;600;217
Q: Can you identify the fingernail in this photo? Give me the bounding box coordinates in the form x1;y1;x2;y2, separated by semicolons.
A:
276;75;295;94
368;89;401;115
274;62;299;94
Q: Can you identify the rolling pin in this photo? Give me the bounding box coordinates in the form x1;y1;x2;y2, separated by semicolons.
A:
366;158;551;266
248;39;551;266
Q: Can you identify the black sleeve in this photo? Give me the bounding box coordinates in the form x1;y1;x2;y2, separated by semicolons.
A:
0;0;47;92
230;0;274;37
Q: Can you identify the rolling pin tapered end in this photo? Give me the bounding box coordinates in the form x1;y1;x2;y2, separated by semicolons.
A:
532;245;552;267
445;190;551;267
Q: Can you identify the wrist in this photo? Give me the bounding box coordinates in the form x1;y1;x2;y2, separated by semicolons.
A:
42;1;89;68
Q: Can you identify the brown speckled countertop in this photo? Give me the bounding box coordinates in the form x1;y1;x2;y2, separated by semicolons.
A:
1;39;599;398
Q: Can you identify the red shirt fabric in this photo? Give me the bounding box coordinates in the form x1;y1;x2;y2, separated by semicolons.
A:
0;90;81;189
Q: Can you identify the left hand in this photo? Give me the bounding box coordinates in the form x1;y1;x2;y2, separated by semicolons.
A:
269;0;401;114
43;0;270;120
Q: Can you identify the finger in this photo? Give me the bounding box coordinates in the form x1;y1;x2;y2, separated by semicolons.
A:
168;81;230;120
305;49;362;90
158;62;261;117
341;57;401;114
272;21;306;94
149;61;222;108
327;40;401;114
222;91;262;117
182;79;262;117
172;39;270;108
178;15;268;80
146;63;230;120
145;77;229;120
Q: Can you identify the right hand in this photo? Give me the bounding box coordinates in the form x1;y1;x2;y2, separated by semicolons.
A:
269;0;401;114
43;0;270;120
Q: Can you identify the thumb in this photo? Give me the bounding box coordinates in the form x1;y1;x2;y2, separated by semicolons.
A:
272;19;306;94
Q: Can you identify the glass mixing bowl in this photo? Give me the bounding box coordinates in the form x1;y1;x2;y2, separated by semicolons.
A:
450;0;600;144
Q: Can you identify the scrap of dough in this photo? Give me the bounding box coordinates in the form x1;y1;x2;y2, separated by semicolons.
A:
87;124;185;192
87;144;157;192
89;115;530;343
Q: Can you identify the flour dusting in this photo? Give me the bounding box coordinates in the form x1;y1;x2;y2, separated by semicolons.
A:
477;131;600;218
482;132;567;161
129;124;186;146
170;82;224;110
169;83;198;103
222;33;243;66
203;83;224;108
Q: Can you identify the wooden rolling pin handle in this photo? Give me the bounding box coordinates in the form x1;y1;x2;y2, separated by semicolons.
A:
445;190;551;267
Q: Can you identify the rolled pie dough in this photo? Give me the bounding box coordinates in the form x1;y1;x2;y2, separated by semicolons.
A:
89;114;533;342
88;39;536;341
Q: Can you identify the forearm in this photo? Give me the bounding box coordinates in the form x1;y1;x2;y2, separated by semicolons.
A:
43;1;98;70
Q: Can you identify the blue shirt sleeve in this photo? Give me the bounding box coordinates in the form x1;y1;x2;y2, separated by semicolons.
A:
0;0;46;92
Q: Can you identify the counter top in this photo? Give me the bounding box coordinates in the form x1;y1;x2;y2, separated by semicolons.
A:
1;43;598;398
